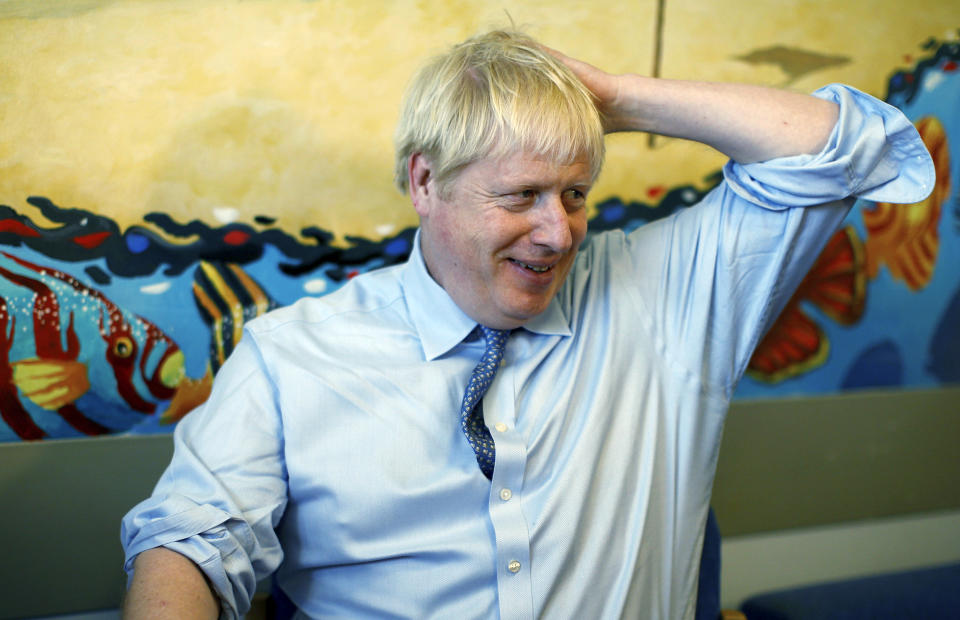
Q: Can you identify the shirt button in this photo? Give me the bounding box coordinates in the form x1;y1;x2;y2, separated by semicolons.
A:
499;488;513;501
494;422;507;433
500;359;506;367
508;560;521;574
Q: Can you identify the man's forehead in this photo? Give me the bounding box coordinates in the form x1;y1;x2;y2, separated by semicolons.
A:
477;149;593;186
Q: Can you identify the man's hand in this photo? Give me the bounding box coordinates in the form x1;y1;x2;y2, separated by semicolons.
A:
542;46;632;133
547;45;839;164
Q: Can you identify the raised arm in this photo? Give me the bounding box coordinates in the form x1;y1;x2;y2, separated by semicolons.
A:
123;547;219;620
549;48;839;164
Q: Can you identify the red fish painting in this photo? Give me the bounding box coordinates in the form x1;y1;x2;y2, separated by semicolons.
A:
747;226;867;383
862;116;950;291
0;252;212;440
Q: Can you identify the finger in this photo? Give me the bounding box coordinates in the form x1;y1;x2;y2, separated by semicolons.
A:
539;43;602;81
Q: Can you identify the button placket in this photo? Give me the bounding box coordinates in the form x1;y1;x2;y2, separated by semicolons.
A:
484;351;534;619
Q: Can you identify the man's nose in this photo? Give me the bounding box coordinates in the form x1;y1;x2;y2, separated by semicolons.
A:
530;194;573;252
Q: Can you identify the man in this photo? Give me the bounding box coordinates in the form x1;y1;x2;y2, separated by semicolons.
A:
121;30;933;619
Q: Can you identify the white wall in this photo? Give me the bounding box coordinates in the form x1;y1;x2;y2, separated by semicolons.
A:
721;509;960;608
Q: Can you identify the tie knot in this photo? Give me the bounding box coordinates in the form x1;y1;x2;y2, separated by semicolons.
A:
479;326;509;351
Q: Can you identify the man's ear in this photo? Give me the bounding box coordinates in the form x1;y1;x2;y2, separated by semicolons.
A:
408;153;434;217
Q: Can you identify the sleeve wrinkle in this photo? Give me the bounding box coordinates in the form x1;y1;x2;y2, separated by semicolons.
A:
121;332;288;619
244;327;283;412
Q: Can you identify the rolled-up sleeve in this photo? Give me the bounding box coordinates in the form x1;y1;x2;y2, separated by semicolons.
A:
624;83;935;396
722;83;935;208
120;334;288;619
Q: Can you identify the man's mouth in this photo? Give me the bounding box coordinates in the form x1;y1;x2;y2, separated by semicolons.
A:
509;259;553;273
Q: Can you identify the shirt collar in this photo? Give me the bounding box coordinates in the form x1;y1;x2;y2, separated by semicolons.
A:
400;229;572;360
522;297;571;337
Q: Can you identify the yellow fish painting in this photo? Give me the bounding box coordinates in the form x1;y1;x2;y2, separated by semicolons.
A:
862;116;950;291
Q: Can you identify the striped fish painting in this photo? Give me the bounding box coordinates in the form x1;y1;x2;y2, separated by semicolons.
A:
192;260;278;373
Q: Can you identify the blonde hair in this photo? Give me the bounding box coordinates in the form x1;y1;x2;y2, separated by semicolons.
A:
394;30;605;196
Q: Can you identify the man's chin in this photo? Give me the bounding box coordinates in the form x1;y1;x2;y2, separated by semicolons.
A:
496;297;554;326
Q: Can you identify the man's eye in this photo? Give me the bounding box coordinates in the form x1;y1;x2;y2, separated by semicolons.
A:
501;189;536;209
563;188;587;209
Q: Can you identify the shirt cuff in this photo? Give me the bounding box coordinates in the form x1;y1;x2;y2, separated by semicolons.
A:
722;83;936;209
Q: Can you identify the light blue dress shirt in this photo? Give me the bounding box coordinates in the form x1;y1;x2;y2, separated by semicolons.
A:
121;85;933;620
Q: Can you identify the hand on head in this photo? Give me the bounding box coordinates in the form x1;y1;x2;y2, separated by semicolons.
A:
538;44;635;134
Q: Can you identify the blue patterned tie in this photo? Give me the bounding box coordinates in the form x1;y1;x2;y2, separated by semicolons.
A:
460;326;509;479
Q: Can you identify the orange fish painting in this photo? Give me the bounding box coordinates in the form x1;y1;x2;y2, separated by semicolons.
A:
747;226;867;383
862;116;950;291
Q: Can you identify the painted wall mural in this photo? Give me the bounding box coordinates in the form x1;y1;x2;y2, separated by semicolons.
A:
0;1;957;441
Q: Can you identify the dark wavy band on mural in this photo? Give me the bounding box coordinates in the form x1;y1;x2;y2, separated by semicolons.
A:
888;37;960;105
0;184;718;287
0;197;419;283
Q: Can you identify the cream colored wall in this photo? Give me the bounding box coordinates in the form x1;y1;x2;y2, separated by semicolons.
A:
2;0;955;245
0;0;650;244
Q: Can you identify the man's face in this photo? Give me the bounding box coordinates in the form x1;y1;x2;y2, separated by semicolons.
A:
411;150;592;329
